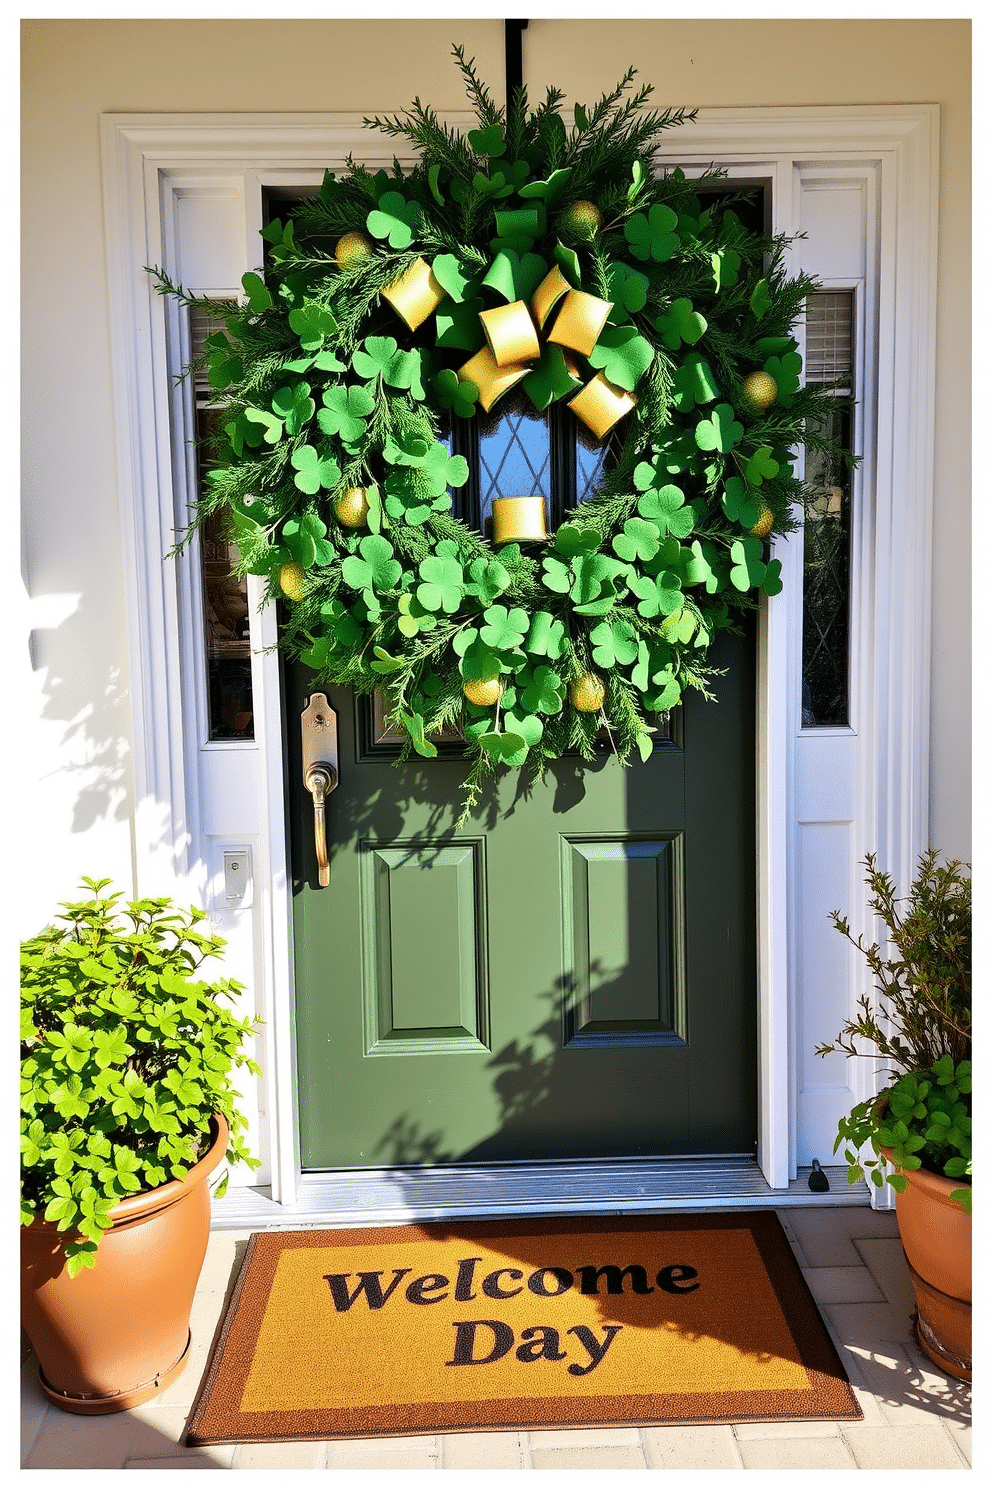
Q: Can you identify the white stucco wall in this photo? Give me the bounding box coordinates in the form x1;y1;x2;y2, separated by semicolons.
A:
19;17;971;933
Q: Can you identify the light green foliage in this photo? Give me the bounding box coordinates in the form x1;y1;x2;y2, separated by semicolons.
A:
817;852;972;1213
20;880;261;1277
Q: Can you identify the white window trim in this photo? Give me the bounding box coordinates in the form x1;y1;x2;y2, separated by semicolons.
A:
101;105;938;1208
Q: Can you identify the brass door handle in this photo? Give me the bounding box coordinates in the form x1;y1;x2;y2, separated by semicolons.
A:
305;764;336;887
301;694;339;888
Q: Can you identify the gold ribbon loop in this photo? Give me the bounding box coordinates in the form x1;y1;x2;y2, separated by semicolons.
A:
569;371;637;439
457;346;530;412
479;300;541;367
546;289;613;359
381;257;447;331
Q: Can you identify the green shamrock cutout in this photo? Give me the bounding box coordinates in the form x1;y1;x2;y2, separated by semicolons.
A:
586;325;654;392
224;411;266;456
352;336;400;382
729;537;768;592
524;610;567;659
434;368;479;418
397;710;438;759
721;475;763;529
271;382;315;437
624;203;679;263
317;385;374;447
745;446;780;486
642;669;682;712
479;604;529;653
282;513;335;568
695;404;743;454
397;592;439;638
590;617;639;669
290;446;341;495
554;243;582;286
417;548;465;614
612;517;661;564
523;344;583;411
205;333;243;390
456;634;503;683
259;216;296;262
289;303;337;350
435;297;486;352
679;540;721;594
519;664;565;715
656;298;707;350
628;568;684;619
764;351;803;404
244;407;283;445
366;191;422;249
660;609;699;645
467;124;505;157
711;248;741;291
382;427;431;466
422;442;469;496
637;485;695;539
501;708;545;747
464;555;511;605
430;254;479;303
631;638;674;694
351;336;424;397
341;534;403;594
383;469;451;527
478;730;529;767
482;250;549;304
320;598;363;650
605;262;649;324
750;278;772;319
762;559;784;597
241;271;273;313
570;552;626;611
552;525;601;559
519;168;572;206
672;353;719;411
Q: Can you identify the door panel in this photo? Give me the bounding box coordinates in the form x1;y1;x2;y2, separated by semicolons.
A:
287;624;756;1170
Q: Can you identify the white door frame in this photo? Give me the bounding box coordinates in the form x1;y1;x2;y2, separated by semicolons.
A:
101;104;938;1210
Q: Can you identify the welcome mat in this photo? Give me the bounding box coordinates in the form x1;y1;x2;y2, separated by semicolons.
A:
186;1212;861;1444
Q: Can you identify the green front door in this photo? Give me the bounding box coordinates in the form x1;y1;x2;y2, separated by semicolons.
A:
287;622;756;1170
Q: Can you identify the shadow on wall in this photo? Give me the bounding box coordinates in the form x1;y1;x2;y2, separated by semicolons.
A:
27;591;134;836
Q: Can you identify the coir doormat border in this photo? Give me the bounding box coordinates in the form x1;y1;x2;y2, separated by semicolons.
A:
186;1211;861;1445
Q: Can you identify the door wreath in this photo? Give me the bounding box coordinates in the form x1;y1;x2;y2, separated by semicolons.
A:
153;47;849;817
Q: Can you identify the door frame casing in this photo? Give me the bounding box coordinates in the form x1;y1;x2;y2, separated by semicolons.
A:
100;104;938;1208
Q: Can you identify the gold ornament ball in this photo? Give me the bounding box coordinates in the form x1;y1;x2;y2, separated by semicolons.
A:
462;676;505;708
560;200;601;238
335;230;373;268
740;370;779;414
569;672;606;713
279;562;307;602
748;503;775;539
335;486;371;529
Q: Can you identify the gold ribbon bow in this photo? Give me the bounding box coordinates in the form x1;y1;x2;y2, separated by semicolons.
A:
381;258;636;440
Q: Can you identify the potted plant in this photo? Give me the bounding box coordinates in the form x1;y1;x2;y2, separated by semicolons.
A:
21;878;262;1414
816;851;971;1381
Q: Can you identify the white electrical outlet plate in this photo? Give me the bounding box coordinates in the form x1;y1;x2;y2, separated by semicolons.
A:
222;848;252;907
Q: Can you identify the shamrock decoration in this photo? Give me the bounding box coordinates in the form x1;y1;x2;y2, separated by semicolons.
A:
624;203;680;262
155;45;845;820
366;191;422;249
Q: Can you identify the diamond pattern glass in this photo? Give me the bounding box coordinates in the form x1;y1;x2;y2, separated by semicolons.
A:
477;397;551;532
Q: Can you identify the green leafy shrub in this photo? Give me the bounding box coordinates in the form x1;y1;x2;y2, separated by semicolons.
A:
21;878;262;1276
817;851;971;1214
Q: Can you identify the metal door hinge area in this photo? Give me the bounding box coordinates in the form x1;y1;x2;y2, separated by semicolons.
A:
301;694;339;887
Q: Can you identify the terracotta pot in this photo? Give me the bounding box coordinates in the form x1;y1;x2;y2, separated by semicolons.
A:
882;1145;971;1382
21;1114;229;1414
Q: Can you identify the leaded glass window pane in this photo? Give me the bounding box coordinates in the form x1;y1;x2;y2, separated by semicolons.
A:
191;308;254;740
477;393;551;536
801;293;854;728
575;424;615;504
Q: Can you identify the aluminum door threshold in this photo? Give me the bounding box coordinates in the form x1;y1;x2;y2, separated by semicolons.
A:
212;1156;868;1230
